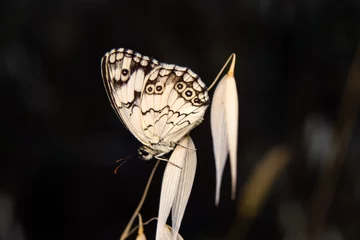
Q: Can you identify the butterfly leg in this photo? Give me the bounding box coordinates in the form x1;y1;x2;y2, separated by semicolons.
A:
171;141;197;151
154;153;182;169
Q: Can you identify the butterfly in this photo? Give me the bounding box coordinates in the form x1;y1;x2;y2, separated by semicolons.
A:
101;48;209;161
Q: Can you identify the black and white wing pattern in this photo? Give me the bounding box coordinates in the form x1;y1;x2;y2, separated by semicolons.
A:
101;48;209;157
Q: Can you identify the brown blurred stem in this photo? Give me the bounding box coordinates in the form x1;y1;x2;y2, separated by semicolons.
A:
229;146;291;239
306;43;360;238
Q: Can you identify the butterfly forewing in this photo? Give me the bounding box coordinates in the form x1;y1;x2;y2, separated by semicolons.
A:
101;48;158;146
101;48;209;155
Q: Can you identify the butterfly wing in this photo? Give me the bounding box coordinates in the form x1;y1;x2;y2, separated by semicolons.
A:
140;64;210;145
101;48;160;145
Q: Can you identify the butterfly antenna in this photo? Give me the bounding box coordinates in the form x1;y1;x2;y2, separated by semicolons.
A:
207;53;236;91
114;151;137;174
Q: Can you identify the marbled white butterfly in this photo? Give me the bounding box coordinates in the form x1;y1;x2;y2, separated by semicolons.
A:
101;48;209;160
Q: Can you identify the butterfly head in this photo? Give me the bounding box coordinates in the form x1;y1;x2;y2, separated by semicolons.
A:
138;146;155;161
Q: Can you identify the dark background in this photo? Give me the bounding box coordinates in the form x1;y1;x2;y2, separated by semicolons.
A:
1;0;360;239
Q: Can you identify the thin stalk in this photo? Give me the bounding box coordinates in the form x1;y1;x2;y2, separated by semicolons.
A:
120;160;160;240
208;53;236;91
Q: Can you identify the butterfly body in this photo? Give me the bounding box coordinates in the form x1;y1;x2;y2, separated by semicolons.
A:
101;48;209;160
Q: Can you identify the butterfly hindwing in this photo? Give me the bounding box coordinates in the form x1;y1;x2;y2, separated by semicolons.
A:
141;64;209;144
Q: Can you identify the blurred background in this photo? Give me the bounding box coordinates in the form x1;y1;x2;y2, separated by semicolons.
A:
1;0;360;239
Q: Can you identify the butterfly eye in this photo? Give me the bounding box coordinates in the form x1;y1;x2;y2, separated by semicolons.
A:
191;97;202;106
175;82;186;93
182;88;195;100
122;69;129;76
139;148;147;156
146;84;155;94
138;147;153;160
